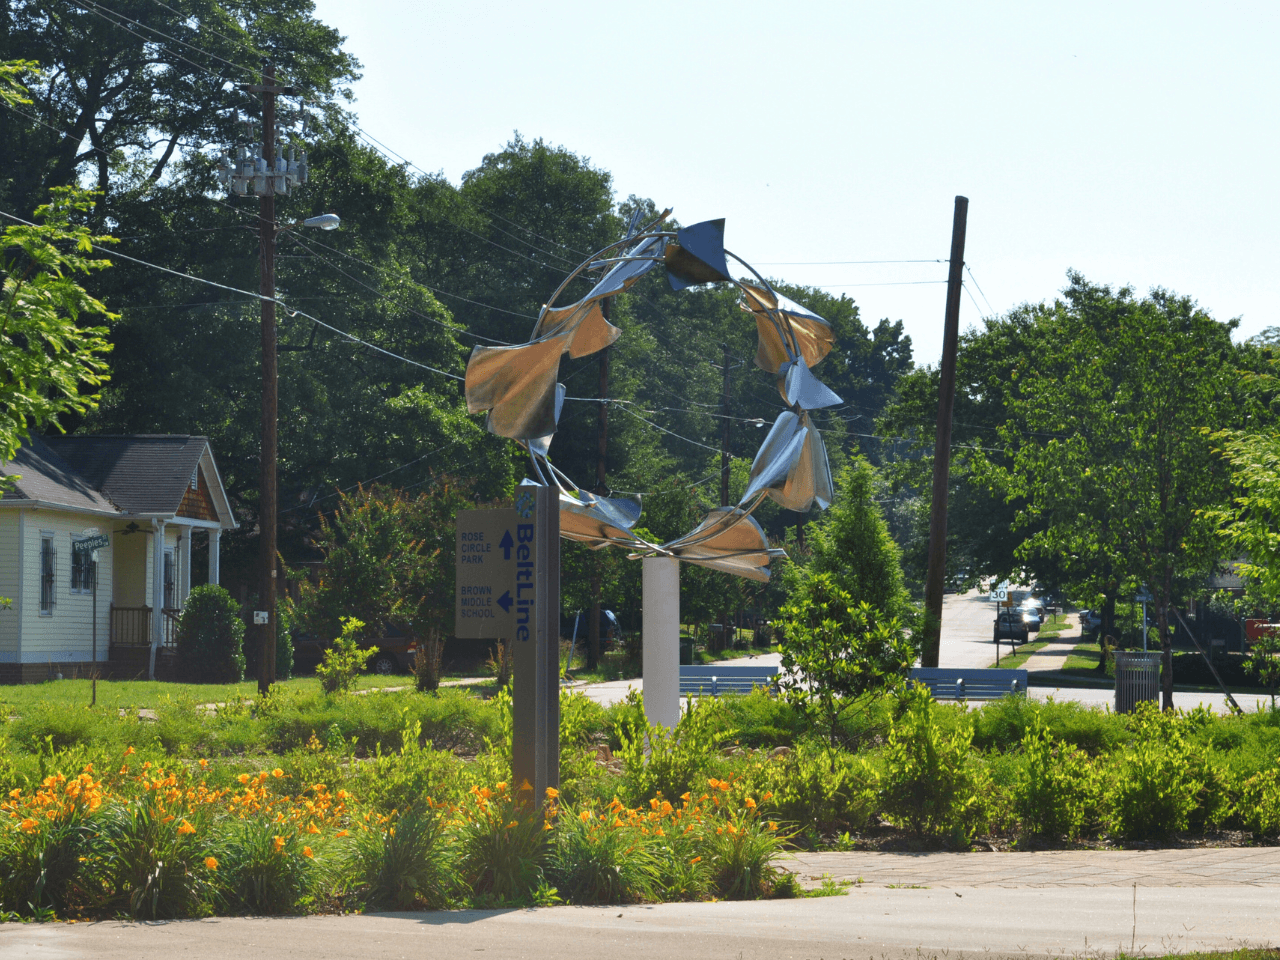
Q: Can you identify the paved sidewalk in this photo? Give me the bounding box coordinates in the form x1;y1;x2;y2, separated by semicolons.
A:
788;846;1280;888
5;850;1278;959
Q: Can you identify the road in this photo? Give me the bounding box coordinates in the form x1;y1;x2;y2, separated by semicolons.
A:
5;847;1277;960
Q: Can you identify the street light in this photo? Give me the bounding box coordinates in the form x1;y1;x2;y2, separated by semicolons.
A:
300;213;340;231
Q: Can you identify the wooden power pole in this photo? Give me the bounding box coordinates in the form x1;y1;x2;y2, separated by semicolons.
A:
920;196;969;669
588;299;611;671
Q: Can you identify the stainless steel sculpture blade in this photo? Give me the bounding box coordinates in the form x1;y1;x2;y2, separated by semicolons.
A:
532;236;666;359
558;489;647;549
527;383;567;457
779;357;843;410
665;219;732;291
741;410;834;512
465;334;570;440
739;282;835;373
661;507;784;582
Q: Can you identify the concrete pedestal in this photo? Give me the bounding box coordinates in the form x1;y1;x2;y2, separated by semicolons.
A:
642;556;680;730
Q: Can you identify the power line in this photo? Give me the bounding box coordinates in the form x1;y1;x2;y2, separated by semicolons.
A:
965;264;997;315
0;207;466;383
755;258;945;266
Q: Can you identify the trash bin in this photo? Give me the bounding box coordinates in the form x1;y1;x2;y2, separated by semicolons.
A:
1114;651;1161;713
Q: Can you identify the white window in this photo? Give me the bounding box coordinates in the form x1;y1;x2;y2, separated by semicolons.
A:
39;536;55;614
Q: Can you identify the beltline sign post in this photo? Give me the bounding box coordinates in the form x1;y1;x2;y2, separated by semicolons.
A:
455;486;559;807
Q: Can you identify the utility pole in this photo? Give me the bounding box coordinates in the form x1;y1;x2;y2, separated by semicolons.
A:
920;196;969;669
234;61;296;695
720;345;732;508
715;347;742;651
588;298;611;671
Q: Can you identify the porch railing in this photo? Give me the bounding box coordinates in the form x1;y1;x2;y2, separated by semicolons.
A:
110;605;180;647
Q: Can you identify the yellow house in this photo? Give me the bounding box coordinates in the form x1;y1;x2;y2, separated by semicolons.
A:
0;435;238;683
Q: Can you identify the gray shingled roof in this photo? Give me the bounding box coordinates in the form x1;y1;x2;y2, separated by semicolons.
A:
42;435;210;516
0;435;119;514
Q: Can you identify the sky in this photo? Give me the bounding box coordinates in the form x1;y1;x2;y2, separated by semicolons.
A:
310;0;1279;365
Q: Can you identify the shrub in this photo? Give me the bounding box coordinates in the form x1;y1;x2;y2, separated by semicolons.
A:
1010;718;1097;841
315;617;375;695
752;743;878;837
776;574;915;750
617;696;729;806
972;695;1127;755
1102;704;1203;840
175;584;246;684
1236;767;1280;837
879;699;985;844
346;805;454;910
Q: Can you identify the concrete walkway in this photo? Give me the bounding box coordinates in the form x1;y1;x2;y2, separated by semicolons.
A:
788;846;1280;888
5;849;1277;959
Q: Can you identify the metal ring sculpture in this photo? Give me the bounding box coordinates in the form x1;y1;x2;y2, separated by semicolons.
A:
463;210;842;582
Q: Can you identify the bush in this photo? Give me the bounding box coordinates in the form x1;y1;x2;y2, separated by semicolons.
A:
174;585;245;684
1010;718;1097;841
1102;704;1204;840
752;743;878;838
1237;767;1280;837
879;699;985;844
617;696;729;806
701;777;789;899
315;617;375;695
777;574;915;750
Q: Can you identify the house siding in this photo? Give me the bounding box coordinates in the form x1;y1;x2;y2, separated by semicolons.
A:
16;508;113;664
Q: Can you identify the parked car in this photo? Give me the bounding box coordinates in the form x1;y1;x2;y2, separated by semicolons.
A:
1079;609;1103;632
291;622;417;675
1021;597;1045;631
994;610;1029;643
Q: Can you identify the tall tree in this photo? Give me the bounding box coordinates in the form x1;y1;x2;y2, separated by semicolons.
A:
988;273;1243;707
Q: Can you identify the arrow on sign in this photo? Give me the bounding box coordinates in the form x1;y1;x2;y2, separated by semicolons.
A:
499;530;514;560
497;591;513;613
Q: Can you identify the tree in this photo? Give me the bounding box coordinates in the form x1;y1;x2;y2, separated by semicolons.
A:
286;480;472;646
796;459;914;625
776;573;915;753
1;183;114;470
1208;429;1280;706
989;273;1243;708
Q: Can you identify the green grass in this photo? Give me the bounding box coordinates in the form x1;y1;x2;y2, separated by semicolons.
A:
1035;612;1074;639
988;639;1049;669
0;674;418;714
696;643;780;664
1063;640;1106;674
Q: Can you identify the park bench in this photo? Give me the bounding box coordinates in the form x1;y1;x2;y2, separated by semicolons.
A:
909;667;1028;701
679;664;779;697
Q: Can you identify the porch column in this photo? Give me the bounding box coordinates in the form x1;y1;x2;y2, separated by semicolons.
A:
209;528;221;586
179;527;192;606
149;519;166;679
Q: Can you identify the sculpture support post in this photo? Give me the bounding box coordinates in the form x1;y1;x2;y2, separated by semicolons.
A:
642;556;680;730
